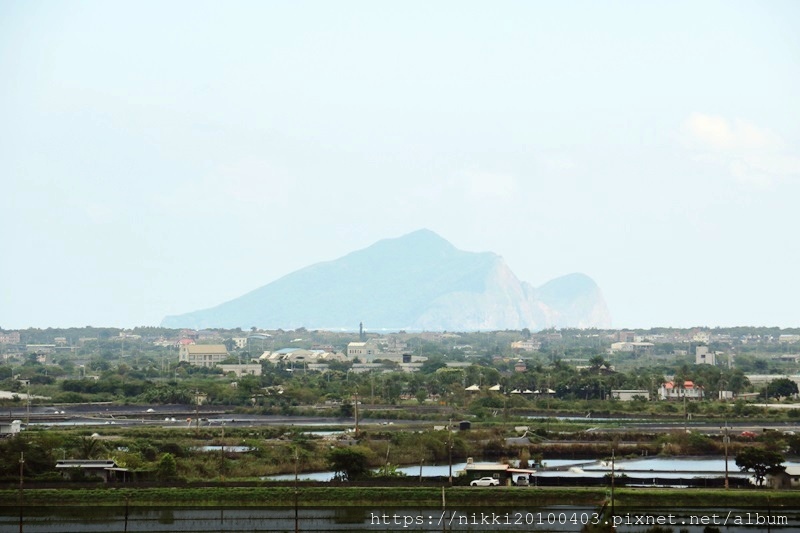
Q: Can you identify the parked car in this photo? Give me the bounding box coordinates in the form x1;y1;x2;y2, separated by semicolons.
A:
470;477;500;486
515;475;529;486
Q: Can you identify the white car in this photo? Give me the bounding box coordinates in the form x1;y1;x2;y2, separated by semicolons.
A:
470;477;500;486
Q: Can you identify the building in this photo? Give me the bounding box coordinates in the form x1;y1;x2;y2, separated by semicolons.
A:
511;340;541;352
0;420;21;436
217;363;262;377
232;337;248;349
262;348;345;365
658;380;704;400
456;457;537;486
767;466;800;489
610;342;654;356
719;390;735;400
179;344;229;368
56;459;129;482
362;352;426;373
0;331;21;344
374;353;422;364
695;345;716;365
611;390;651;401
349;362;383;373
347;342;377;358
25;344;55;354
745;374;800;388
616;330;636;343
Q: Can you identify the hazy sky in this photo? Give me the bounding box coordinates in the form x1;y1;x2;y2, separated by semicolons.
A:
2;0;799;330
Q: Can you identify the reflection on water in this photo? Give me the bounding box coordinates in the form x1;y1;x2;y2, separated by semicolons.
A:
268;459;591;481
268;456;800;483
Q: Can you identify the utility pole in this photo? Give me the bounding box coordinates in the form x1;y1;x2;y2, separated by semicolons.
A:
354;390;359;437
194;391;200;435
448;418;453;485
18;451;24;533
294;447;299;533
610;449;616;516
723;422;730;490
219;426;225;480
25;382;30;427
683;392;687;433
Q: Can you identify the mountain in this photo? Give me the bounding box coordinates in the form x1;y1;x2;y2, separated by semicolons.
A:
161;229;612;331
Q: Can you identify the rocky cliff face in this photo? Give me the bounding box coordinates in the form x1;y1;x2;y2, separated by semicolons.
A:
161;229;612;330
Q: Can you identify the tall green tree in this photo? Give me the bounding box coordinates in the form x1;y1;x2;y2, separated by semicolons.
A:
327;446;372;482
74;435;106;460
157;453;178;480
735;447;785;487
766;378;798;399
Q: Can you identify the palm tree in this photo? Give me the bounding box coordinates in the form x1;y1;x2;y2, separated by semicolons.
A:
589;355;608;371
75;436;105;460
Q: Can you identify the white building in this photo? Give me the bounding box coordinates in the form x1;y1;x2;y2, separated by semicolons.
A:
659;380;704;400
217;363;262;377
347;342;377;358
511;340;541;352
610;342;654;356
262;348;345;364
611;390;650;401
179;344;229;368
695;345;716;365
0;420;21;436
232;337;248;349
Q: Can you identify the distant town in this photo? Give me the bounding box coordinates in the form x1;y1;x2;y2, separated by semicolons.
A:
3;325;800;412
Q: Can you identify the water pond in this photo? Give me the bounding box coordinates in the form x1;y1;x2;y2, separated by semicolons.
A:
2;505;796;532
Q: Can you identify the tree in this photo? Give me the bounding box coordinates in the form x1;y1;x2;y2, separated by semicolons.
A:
735;447;785;487
74;435;106;460
157;452;178;480
375;463;406;478
415;388;428;405
766;378;798;399
338;401;354;418
419;357;447;374
787;434;800;456
726;369;750;394
589;355;608;370
327;446;372;482
518;448;530;469
0;433;64;479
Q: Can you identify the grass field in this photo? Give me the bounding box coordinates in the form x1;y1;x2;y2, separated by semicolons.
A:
3;485;800;509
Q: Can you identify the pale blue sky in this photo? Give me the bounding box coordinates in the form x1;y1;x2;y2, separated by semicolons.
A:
1;0;798;329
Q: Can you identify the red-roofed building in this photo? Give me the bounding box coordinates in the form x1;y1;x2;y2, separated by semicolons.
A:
658;380;704;400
